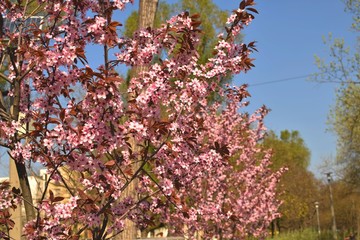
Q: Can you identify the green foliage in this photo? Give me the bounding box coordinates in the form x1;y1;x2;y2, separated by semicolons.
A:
314;34;359;84
247;229;340;240
313;0;360;188
330;82;360;186
317;180;360;238
268;229;318;240
153;2;172;31
264;130;310;170
123;11;138;38
284;174;360;240
263;130;319;231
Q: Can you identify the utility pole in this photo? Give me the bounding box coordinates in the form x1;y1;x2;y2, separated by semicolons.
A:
326;172;338;240
315;201;321;239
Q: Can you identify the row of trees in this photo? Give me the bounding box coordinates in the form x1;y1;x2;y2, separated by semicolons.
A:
264;130;359;239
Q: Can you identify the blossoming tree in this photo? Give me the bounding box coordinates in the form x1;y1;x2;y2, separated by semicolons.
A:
0;0;283;239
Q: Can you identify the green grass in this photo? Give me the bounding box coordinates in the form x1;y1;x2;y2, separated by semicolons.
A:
263;229;333;240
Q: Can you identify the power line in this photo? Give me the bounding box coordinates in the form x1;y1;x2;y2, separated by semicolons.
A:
248;74;313;87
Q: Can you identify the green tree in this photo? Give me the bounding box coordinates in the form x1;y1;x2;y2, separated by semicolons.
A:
265;130;311;169
313;0;360;188
263;130;320;232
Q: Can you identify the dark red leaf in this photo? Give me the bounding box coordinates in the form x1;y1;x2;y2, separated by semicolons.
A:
239;1;246;10
53;196;65;202
104;76;123;82
247;7;259;14
12;187;21;195
6;218;15;228
59;109;65;121
49;190;54;202
183;211;190;219
190;13;201;19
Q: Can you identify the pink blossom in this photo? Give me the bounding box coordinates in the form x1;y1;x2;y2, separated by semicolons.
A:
0;0;282;239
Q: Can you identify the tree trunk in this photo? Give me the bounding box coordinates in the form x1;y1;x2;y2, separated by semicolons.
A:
138;0;159;30
133;0;159;77
117;1;158;239
15;161;35;221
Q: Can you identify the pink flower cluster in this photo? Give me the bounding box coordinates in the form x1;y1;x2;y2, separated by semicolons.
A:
0;182;20;211
0;181;21;238
0;0;283;239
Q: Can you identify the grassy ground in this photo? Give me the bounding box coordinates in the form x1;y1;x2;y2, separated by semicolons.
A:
264;229;333;240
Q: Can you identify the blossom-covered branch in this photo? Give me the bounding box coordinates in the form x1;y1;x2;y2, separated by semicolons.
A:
0;0;284;239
